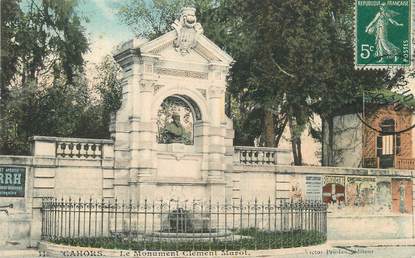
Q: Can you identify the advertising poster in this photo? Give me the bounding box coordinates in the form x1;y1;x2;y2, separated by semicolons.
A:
346;177;376;207
391;178;413;214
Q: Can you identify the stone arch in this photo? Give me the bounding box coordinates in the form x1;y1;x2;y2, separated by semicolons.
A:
152;86;209;123
379;117;396;133
152;86;209;148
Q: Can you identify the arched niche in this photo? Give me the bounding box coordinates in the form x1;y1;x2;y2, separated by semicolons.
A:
153;92;206;153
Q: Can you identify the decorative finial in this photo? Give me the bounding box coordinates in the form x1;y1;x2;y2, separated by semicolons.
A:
171;7;204;55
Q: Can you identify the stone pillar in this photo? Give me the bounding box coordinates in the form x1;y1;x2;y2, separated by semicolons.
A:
207;86;226;201
135;79;157;200
102;142;115;200
113;68;134;202
31;136;57;157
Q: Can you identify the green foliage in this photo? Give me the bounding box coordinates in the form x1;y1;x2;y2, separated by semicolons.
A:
0;55;123;155
117;0;218;40
0;0;93;154
364;88;415;110
1;0;88;86
50;229;326;250
220;0;403;161
1;0;21;100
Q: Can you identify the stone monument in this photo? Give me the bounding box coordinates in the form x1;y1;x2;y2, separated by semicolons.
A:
111;7;234;202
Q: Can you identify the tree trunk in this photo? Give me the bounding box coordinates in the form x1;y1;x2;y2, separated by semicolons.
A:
288;114;300;165
275;116;288;147
327;116;334;166
321;117;326;166
297;137;302;165
287;103;304;166
264;109;275;147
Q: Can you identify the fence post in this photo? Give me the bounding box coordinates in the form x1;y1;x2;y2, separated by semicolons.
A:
208;199;212;251
254;198;257;250
114;198;118;234
100;198;104;237
88;197;92;237
159;199;164;249
144;199;148;250
77;197;81;237
41;198;45;240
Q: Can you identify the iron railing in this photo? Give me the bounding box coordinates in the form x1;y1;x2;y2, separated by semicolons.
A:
41;198;327;250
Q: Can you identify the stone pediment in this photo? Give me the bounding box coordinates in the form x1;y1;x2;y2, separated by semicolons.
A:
138;30;233;65
113;8;233;69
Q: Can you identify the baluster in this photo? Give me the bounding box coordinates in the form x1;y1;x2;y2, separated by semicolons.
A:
76;143;82;158
242;150;247;164
91;144;97;159
56;143;61;157
98;145;103;159
79;143;85;158
265;150;269;164
68;143;74;158
60;143;67;158
84;143;90;158
256;150;262;164
249;149;254;164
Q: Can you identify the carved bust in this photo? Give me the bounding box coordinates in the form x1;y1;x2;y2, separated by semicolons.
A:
171;7;203;55
163;113;186;143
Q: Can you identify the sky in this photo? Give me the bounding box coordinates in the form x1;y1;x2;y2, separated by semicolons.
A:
76;0;135;67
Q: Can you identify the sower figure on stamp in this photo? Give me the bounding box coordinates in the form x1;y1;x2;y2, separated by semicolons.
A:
365;3;403;63
163;113;186;143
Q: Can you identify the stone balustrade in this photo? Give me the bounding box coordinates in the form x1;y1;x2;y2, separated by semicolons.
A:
363;157;415;170
30;136;114;160
396;157;415;170
233;146;291;165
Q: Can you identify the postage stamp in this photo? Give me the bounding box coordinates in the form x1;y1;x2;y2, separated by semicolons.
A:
355;0;412;69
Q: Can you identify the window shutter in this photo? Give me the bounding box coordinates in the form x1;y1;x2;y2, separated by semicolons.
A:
376;136;382;157
396;134;401;155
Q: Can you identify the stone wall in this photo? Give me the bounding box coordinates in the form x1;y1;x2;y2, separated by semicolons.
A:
234;164;415;240
1;139;414;246
0;136;115;247
0;156;32;247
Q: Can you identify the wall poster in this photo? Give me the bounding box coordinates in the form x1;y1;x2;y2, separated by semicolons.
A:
322;176;345;204
345;177;376;207
305;175;322;201
391;179;413;214
0;166;26;197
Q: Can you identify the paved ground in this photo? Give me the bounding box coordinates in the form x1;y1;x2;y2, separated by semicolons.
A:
1;239;415;257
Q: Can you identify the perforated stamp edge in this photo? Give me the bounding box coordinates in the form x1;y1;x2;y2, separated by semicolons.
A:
353;0;413;70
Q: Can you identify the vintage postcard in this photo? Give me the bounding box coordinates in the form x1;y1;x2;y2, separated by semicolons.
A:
1;1;415;258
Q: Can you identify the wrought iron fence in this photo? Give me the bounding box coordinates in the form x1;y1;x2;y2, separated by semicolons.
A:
41;198;327;250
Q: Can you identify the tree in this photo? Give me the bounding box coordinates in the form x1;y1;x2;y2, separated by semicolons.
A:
116;0;403;167
309;1;402;166
1;0;21;101
2;0;88;87
222;0;335;164
88;55;123;139
0;0;90;154
118;0;217;40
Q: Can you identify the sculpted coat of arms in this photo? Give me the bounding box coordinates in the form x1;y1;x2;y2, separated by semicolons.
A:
172;7;204;55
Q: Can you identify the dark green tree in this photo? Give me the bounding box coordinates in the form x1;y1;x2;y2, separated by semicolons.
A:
117;0;217;40
0;0;90;154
